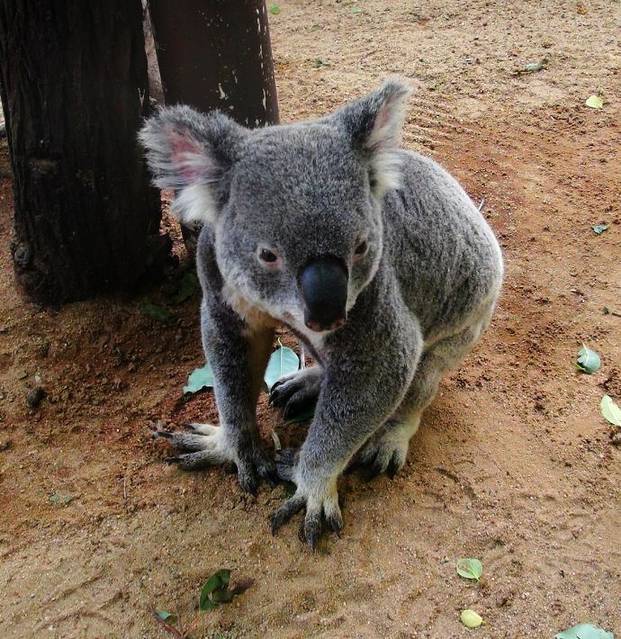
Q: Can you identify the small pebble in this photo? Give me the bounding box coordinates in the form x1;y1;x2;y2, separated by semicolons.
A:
611;432;621;447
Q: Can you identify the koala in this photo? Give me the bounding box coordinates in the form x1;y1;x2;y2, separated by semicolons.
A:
139;79;503;549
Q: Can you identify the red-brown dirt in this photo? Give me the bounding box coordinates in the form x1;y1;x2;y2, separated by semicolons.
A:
0;2;619;638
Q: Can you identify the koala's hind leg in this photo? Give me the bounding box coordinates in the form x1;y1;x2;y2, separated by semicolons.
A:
357;312;492;478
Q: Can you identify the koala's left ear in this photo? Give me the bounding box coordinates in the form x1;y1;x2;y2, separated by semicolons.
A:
139;106;247;226
332;79;412;197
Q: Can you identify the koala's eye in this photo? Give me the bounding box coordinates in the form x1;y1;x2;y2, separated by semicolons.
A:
257;246;282;269
354;240;368;258
259;248;278;263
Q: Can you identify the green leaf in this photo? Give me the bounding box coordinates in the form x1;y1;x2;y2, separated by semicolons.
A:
585;95;603;109
183;364;215;394
155;610;175;622
555;623;614;639
460;609;483;629
576;344;601;374
456;557;483;581
171;271;199;305
592;224;608;235
269;3;281;15
199;569;231;611
264;345;299;390
140;302;175;324
352;6;363;14
601;395;621;427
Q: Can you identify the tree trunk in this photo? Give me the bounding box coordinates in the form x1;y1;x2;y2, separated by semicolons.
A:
148;0;279;253
148;0;279;127
0;1;164;306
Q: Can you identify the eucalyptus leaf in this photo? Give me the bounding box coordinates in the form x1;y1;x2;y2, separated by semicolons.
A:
460;609;483;629
199;569;231;611
592;224;608;235
555;623;614;639
576;344;601;374
183;364;215;394
264;346;299;390
601;395;621;427
585;95;603;109
456;557;483;581
155;610;175;622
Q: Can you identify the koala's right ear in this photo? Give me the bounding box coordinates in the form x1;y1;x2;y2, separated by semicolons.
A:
139;106;247;225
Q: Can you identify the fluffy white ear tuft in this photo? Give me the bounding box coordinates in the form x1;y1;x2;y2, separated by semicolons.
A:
333;78;412;197
138;106;245;225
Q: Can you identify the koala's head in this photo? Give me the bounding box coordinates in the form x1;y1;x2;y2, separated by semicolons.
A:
140;80;411;333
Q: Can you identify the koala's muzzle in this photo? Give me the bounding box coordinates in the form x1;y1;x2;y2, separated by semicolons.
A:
299;256;348;332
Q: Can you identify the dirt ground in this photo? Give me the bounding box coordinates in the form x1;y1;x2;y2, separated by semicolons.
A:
1;1;620;638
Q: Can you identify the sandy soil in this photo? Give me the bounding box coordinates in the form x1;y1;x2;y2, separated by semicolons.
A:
1;1;620;638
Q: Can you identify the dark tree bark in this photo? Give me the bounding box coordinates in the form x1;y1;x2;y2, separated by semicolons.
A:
0;1;164;306
148;0;279;253
148;0;279;127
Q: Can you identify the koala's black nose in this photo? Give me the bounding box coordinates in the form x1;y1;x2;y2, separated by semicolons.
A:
299;256;348;332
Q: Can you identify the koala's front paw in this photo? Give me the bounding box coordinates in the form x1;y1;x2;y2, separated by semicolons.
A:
356;428;409;479
269;366;322;420
270;448;342;550
151;423;276;495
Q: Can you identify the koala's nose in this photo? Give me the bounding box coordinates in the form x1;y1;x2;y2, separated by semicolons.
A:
298;256;348;332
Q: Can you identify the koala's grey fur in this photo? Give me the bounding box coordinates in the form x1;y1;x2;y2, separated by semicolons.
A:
140;80;503;549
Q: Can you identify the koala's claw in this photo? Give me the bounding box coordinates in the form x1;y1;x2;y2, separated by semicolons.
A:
269;367;322;419
152;422;275;494
356;434;409;479
270;479;343;550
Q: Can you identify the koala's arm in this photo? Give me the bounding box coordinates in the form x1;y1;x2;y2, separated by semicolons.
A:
272;280;422;546
193;228;276;493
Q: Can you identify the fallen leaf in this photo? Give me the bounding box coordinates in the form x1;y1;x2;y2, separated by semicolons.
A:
591;224;608;235
601;395;621;427
199;569;231;611
352;6;363;14
456;558;483;581
183;364;215;394
155;611;175;622
460;609;483;629
585;95;603;109
269;3;281;15
140;302;175;324
555;623;614;639
576;344;601;374
264;345;299;390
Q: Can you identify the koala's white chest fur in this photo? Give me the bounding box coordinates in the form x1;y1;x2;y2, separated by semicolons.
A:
221;283;327;352
221;283;279;335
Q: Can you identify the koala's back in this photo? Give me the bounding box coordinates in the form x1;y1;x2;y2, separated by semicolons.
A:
383;150;503;342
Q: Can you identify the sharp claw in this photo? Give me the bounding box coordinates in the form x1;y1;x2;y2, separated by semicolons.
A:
154;430;173;439
304;512;322;551
271;495;305;535
164;456;180;464
386;458;400;479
